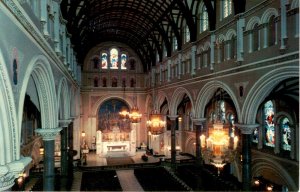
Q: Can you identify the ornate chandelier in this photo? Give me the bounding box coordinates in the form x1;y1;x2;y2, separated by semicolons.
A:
200;89;238;174
129;106;142;123
146;110;166;135
119;106;129;120
128;69;142;123
146;69;165;135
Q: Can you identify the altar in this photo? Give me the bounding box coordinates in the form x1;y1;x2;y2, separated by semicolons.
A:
96;124;136;157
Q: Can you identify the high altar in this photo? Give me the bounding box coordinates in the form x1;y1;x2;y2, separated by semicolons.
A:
96;123;136;157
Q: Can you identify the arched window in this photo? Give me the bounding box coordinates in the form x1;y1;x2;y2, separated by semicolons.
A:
221;0;232;20
199;3;208;32
229;36;236;59
281;117;291;151
94;77;99;87
173;35;178;51
101;53;108;69
185;25;190;43
121;54;127;70
130;78;136;88
219;100;226;123
219;41;225;62
93;57;99;69
268;15;276;47
110;48;119;69
252;23;259;52
122;77;126;88
264;100;275;147
102;77;107;87
129;60;136;70
228;113;236;138
112;77;118;87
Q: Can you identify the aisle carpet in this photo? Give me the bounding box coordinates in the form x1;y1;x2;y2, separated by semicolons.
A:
106;157;134;166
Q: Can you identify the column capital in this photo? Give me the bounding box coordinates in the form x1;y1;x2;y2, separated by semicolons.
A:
167;115;178;121
0;166;15;191
236;123;259;134
35;128;62;141
192;118;206;125
59;119;72;127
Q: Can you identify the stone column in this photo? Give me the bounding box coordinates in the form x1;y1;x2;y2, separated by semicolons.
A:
59;120;71;178
35;128;62;191
192;118;206;166
168;115;178;167
236;123;259;191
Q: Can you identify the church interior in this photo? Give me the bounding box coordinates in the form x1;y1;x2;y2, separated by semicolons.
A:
0;0;299;191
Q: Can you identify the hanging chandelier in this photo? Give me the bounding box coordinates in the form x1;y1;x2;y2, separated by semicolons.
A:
119;106;129;121
146;110;166;135
129;106;142;123
200;89;238;174
146;68;165;135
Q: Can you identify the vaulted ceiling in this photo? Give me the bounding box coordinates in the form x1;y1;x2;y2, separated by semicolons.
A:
60;0;246;72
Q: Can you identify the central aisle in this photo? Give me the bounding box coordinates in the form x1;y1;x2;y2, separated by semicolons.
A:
116;170;144;191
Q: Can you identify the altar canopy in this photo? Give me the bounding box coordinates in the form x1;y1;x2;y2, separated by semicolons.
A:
96;99;136;157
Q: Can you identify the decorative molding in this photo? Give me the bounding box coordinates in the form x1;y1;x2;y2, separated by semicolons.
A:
236;123;259;134
7;157;32;178
167;115;178;121
35;128;62;141
0;166;14;191
0;47;18;159
192;118;206;125
59;119;72;127
2;0;78;87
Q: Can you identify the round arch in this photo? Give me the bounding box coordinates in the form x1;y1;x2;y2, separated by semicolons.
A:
195;80;240;120
226;29;237;40
19;55;57;130
91;95;134;117
241;66;298;124
169;87;194;116
157;90;169;112
0;49;18;162
261;8;279;24
252;157;298;191
184;135;196;155
245;16;261;31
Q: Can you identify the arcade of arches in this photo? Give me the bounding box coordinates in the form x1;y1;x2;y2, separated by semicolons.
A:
0;0;299;191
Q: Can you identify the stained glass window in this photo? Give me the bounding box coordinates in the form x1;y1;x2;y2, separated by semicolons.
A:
199;4;208;32
110;48;119;69
185;25;190;43
101;53;108;69
228;113;235;138
121;54;127;70
281;117;291;151
264;100;275;147
219;100;226;123
222;0;232;19
173;36;178;51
